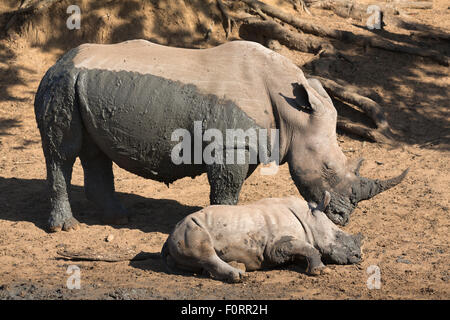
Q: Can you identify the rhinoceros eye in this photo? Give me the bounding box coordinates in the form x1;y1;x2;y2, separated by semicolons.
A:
321;163;340;187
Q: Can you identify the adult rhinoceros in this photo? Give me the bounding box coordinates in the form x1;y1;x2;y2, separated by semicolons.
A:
34;40;407;232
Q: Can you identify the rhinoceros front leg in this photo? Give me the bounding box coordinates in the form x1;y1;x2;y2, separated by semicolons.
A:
268;236;329;276
79;136;128;225
206;149;251;205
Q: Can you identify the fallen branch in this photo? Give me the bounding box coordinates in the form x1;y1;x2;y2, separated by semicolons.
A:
57;248;160;262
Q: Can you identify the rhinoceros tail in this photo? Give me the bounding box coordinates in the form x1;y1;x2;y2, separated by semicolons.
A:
34;56;83;162
34;48;81;128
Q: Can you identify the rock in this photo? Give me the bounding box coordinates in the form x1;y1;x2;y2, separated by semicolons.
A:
396;257;412;264
105;234;114;242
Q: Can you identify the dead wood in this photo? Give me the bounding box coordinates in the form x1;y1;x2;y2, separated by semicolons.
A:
57;248;160;262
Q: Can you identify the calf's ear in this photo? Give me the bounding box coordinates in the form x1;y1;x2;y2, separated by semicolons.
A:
354;232;364;246
317;191;331;211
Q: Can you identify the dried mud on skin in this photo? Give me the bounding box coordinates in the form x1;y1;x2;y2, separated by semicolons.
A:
0;0;449;299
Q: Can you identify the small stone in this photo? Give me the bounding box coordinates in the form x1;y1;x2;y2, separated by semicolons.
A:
396;257;412;264
106;234;114;242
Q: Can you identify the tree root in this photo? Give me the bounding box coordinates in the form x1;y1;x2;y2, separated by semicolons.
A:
240;0;448;66
239;20;335;55
290;0;312;15
314;77;388;130
236;6;395;143
3;0;61;34
312;76;394;143
336;120;392;143
217;0;237;38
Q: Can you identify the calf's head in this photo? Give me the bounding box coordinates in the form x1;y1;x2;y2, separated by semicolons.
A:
286;78;408;225
309;192;362;264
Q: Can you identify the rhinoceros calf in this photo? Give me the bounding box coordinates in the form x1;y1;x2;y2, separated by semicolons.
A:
162;192;362;282
35;39;407;232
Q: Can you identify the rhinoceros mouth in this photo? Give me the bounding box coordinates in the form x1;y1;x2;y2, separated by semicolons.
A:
324;192;356;226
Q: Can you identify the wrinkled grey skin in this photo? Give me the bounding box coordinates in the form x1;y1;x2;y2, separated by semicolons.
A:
34;40;407;232
162;192;362;282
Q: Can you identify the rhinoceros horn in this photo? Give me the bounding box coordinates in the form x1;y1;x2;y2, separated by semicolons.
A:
354;168;409;203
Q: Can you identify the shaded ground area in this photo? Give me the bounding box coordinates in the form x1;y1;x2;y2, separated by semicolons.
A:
0;0;448;299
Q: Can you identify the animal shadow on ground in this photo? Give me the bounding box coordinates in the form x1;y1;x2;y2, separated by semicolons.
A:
0;177;201;234
129;251;197;277
129;250;312;279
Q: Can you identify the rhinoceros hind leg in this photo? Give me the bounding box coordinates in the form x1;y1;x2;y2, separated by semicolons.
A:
207;149;250;205
163;219;246;282
201;255;247;283
79;135;128;225
46;157;80;232
38;112;82;232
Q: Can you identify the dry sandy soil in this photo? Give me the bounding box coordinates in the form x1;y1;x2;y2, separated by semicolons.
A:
0;0;448;299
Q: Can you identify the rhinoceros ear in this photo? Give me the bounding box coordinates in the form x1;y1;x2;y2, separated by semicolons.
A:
317;191;331;211
354;232;364;246
305;78;334;116
307;78;333;105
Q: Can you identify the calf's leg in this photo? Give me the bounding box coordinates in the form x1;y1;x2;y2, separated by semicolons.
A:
268;236;329;275
164;218;246;282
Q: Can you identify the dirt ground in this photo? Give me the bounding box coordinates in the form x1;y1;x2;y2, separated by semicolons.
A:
0;0;448;300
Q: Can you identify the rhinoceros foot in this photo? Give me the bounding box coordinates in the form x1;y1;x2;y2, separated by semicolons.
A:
307;264;332;276
48;215;80;233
